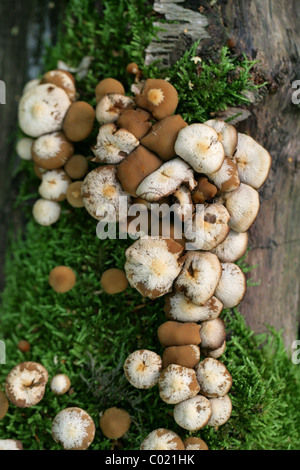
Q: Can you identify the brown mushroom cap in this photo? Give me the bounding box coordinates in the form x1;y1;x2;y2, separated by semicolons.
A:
49;266;76;294
96;93;135;124
200;318;226;351
91;123;139;164
117;145;163;197
50;374;71;395
211;230;248;263
17;340;31;353
124;349;162;389
0;439;23;450
184;437;209;450
214;262;247;309
38;169;71;202
203;340;226;359
33;164;47;179
195;358;232;398
95;78;125;103
5;362;49;407
32;131;74;170
0;390;9;419
192;176;217;204
157;321;201;347
140;429;185;450
162;345;200;369
66;181;84;208
100;407;131;439
164;291;223;323
158;364;200;404
204;119;238;157
175;252;222;306
208;157;240;194
223;183;260;233
63;101;95;142
207;394;232;427
64;154;89;179
174;395;212;431
41;69;76;101
100;268;128;294
52;407;95;450
141;115;188;161
117;108;152;140
135;79;178;120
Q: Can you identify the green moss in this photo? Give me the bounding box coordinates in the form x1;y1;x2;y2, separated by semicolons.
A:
1;0;299;451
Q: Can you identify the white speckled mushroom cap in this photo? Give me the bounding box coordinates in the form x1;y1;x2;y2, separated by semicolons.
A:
207;157;240;193
18;84;71;137
124;349;162;389
32;198;61;226
204;119;238;157
211;229;248;263
223;183;260;233
214;262;247;309
52;407;95;450
22;78;40;95
0;439;23;450
207;394;232;427
50;374;71;395
38;170;70;201
158;364;200;404
140;429;185;450
95;93;135;124
16;137;34;160
5;362;48;408
164;291;223;323
200;318;226;350
173;395;212;431
195;358;232;398
92;123;139;164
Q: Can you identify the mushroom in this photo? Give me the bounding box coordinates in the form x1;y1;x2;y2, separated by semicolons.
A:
100;268;128;294
117;145;163;197
175;252;222;306
211;230;248;263
200;318;226;351
195;358;232;397
135;79;178;120
162;345;200;369
32;199;61;226
183;437;209;450
158;364;200;404
0;390;9;419
48;266;76;293
140;429;185;450
157;321;201;347
96;93;135;124
91;123;139;164
50;374;71;395
203;340;226;359
99;407;131;439
63;101;95;142
126;62;142;81
173;395;212;431
207;157;240;193
5;362;48;407
16;137;34;160
192;176;217;204
204;119;238;157
124;349;162;389
33;164;47;179
81;165;131;222
18;84;71;137
95;78;125;103
52;407;95;450
174;123;225;174
64;154;89;179
184;203;230;251
141;115;188;161
214;262;246;309
233;133;272;189
66;181;84;208
172;185;194;222
117;108;152;140
222;183;260;233
124;237;184;299
31;131;74;170
207;394;232;427
164;291;223;323
41;69;76;101
17;340;31;353
136;158;196;202
38;169;71;201
0;440;23;450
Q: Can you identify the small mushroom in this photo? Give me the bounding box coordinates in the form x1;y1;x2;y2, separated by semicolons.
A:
184;437;209;450
140;429;185;450
211;230;248;263
38;169;71;201
207;394;232;427
117;145;163;197
41;69;76;101
125;237;184;299
0;440;23;450
50;374;71;395
158;364;200;404
126;62;142;81
16;137;34;160
99;407;131;439
175;252;222;306
32;198;61;226
195;358;232;398
192;176;217;204
100;268;128;294
117;108;152;140
66;181;84;208
48;266;76;293
203;340;226;359
63;101;95;142
52;407;95;450
204;119;238;157
175;123;225;174
33;164;47;179
222;183;260;233
173;395;212;431
5;362;48;407
208;157;240;193
95;78;125;103
0;390;9;419
96;93;135;124
157;321;201;347
17;340;31;353
162;345;200;369
141;115;188;161
135;79;178;120
136;158;196;202
18;84;71;137
233;133;272;189
64;154;89;179
200;318;226;351
91;123;139;164
31;131;74;170
124;349;162;389
214;262;246;309
164;291;223;323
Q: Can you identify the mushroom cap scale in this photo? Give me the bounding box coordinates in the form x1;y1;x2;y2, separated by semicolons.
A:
207;394;232;427
214;262;246;309
32;199;61;226
204;119;238;157
5;362;48;408
140;429;185;450
91;123;139;164
158;364;200;404
164;291;223;323
195;358;232;398
173;395;212;431
124;349;162;389
52;407;95;450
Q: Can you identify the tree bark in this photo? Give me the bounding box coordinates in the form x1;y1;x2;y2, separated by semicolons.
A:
146;0;300;349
